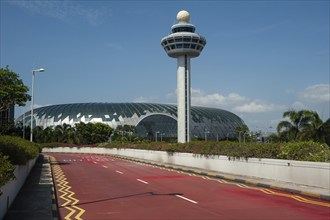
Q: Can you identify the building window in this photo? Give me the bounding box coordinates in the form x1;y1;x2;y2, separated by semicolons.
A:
183;37;191;42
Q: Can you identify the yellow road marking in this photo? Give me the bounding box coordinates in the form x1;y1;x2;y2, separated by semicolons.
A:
50;156;86;219
216;178;330;207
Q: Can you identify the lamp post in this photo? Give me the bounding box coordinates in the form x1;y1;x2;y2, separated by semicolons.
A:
160;132;165;142
30;68;45;142
156;131;160;142
204;129;210;142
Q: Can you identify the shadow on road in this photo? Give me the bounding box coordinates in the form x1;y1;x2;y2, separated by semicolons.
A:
60;192;183;207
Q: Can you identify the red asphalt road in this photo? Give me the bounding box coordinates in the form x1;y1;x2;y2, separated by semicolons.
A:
48;153;330;220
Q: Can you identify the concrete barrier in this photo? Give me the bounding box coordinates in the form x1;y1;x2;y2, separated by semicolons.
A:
43;147;330;189
0;157;37;220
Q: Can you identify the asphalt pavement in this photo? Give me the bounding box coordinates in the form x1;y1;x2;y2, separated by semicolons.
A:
3;153;329;220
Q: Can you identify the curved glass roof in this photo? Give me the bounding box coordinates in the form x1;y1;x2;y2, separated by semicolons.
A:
17;103;245;141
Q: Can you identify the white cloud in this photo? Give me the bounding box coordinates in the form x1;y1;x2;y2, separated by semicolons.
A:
298;84;330;104
8;0;111;26
133;88;286;114
191;89;247;107
291;101;306;110
133;96;159;103
191;89;286;113
233;102;286;113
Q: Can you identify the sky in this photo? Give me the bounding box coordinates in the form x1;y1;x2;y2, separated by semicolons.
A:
1;0;329;133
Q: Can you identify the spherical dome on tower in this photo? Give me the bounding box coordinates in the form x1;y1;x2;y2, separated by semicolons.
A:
177;10;190;23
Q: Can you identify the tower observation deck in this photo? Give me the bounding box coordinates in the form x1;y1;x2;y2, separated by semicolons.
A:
161;10;206;143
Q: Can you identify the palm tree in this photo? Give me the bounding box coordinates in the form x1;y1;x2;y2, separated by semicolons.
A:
33;126;44;143
299;111;330;144
277;109;304;141
53;125;64;142
277;109;329;143
235;124;249;143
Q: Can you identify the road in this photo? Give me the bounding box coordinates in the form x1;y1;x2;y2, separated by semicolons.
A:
47;153;330;220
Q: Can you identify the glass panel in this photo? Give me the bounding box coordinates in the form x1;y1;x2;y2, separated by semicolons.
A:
183;37;191;42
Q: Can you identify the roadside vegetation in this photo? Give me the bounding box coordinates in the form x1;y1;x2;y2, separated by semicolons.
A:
0;135;40;195
100;141;330;162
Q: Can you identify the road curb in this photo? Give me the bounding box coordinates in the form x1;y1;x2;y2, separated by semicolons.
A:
114;155;330;202
46;155;59;220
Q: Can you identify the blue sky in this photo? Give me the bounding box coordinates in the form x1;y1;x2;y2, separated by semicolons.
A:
1;0;329;132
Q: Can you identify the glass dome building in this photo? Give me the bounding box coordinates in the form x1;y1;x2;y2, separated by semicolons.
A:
17;103;245;141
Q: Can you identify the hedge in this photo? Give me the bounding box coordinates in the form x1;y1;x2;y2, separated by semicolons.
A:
0;135;41;165
100;141;330;162
0;153;15;195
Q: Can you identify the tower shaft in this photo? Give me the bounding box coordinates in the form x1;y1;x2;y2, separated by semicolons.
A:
177;55;190;143
161;10;206;143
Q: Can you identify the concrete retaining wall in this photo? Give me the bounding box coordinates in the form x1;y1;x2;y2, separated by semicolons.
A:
0;157;37;220
43;147;330;189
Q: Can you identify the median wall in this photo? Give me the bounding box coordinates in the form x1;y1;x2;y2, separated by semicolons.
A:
0;157;37;220
43;147;330;189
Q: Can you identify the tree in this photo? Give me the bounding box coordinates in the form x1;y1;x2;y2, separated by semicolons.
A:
235;124;249;142
277;109;308;141
0;66;31;112
277;109;329;144
75;122;113;144
299;112;330;145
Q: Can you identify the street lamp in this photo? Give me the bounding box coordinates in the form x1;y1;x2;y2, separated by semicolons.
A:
160;132;165;142
30;68;45;142
156;131;165;142
204;129;210;142
156;131;160;142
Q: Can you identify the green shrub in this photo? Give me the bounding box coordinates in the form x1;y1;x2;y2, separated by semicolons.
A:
0;135;40;165
0;153;16;195
277;141;330;162
99;140;330;162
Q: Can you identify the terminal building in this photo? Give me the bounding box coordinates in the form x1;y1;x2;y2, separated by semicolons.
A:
17;103;245;141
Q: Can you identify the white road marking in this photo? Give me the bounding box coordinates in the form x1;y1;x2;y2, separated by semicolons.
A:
116;171;123;174
137;179;149;184
102;165;108;168
175;195;198;204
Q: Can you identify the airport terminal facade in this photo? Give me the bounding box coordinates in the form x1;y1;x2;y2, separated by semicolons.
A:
17;103;245;141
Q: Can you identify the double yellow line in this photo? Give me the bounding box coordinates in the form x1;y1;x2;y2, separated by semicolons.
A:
51;157;86;220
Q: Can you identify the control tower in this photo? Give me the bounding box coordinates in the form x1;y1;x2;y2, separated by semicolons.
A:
161;10;206;143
